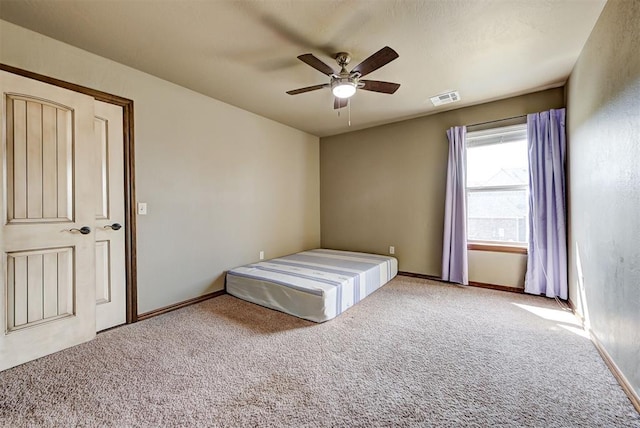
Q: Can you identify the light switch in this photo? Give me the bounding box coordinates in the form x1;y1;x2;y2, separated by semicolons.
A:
137;202;147;215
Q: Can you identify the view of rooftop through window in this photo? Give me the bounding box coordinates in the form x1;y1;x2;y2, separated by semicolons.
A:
466;125;528;245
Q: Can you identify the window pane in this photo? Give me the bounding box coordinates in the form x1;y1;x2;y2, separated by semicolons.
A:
467;140;528;187
467;189;528;243
465;125;529;245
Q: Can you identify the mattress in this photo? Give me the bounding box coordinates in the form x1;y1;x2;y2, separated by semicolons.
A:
226;249;398;322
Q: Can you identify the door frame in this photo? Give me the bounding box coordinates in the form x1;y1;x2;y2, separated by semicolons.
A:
0;63;139;324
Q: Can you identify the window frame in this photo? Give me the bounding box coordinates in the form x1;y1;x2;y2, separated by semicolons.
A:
465;123;529;253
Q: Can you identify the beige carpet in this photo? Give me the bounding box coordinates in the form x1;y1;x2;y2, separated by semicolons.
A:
1;276;639;427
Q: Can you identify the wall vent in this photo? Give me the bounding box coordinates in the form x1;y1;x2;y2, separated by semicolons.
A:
430;91;461;106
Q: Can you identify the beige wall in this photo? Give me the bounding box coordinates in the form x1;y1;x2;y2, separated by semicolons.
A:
566;0;640;398
468;251;526;288
0;20;320;314
320;88;564;287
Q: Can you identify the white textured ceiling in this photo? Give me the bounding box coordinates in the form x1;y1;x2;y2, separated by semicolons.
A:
0;0;606;137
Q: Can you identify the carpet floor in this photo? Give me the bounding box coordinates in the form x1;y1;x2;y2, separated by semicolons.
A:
1;276;639;427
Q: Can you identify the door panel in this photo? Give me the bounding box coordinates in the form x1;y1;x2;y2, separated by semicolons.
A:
1;70;96;371
6;247;74;330
94;100;126;332
95;240;111;304
6;96;73;223
94;115;109;220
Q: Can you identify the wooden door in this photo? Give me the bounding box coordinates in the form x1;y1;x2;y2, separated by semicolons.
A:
0;71;96;371
94;100;126;331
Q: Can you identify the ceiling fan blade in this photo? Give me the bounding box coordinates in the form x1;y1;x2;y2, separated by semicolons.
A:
298;54;337;76
360;80;401;94
334;97;348;109
351;46;399;77
286;84;329;95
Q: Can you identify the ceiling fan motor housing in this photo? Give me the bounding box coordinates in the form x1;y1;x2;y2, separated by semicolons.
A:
335;52;351;68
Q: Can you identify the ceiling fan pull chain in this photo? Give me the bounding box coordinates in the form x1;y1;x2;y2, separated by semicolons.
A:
348;99;351;127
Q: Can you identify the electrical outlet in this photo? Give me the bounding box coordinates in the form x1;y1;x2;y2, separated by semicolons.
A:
137;202;147;215
389;246;395;255
259;251;265;260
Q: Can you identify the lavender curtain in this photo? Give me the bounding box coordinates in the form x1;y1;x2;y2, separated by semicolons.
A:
442;126;468;285
525;109;568;299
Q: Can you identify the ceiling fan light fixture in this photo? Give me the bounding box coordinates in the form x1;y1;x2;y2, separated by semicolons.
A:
332;79;357;99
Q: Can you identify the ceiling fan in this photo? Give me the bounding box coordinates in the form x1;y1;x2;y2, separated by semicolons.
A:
286;46;400;109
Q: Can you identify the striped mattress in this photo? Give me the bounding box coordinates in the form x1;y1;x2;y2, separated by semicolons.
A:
226;249;398;322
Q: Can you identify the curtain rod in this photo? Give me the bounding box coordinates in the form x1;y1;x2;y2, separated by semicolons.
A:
467;114;527;128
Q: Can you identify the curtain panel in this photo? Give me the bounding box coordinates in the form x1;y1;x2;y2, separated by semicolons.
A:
525;109;568;299
442;126;468;285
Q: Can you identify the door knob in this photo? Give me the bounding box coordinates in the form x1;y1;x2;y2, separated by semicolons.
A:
69;226;91;235
103;223;122;231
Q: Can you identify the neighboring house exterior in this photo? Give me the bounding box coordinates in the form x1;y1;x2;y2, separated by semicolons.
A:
467;168;528;243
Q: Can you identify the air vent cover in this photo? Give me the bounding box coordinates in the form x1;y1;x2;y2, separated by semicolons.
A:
430;91;461;106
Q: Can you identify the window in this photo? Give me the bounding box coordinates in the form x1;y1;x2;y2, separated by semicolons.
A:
466;124;528;249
